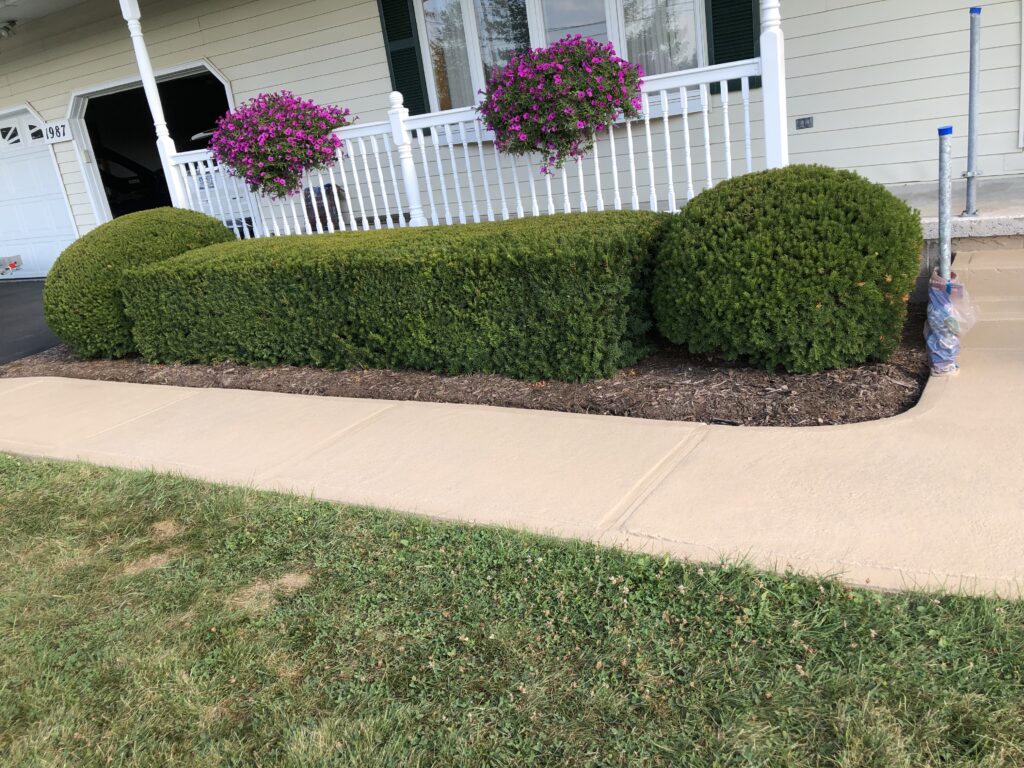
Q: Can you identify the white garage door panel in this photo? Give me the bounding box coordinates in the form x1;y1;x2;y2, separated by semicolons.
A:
0;111;77;280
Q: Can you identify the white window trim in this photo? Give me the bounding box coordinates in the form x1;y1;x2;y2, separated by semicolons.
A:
413;0;710;114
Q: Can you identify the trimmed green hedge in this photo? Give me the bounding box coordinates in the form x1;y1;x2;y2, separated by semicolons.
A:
123;212;671;381
44;208;236;358
653;165;923;373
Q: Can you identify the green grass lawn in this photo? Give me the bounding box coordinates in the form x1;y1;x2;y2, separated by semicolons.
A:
1;453;1022;767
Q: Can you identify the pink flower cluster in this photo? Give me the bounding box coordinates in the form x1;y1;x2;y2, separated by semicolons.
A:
210;91;353;199
478;35;643;173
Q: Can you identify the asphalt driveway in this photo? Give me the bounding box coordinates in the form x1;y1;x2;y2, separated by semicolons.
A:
0;280;59;365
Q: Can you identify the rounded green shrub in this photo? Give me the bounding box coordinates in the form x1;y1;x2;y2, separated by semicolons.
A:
653;164;922;373
44;208;235;358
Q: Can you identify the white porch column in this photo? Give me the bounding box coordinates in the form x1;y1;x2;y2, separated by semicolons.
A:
388;92;428;227
760;0;789;167
118;0;187;207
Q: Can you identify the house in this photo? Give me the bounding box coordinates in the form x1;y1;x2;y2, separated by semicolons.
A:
0;0;1020;277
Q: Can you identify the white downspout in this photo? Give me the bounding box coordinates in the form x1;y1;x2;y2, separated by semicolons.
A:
759;0;789;167
118;0;187;207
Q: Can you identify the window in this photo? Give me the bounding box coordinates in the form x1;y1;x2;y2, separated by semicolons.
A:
540;0;610;43
379;0;756;113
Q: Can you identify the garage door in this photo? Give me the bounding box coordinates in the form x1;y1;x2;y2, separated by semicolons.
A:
0;111;77;280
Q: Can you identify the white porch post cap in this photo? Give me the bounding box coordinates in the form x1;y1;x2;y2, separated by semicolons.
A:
119;0;141;21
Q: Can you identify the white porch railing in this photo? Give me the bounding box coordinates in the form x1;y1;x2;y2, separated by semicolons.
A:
169;58;768;239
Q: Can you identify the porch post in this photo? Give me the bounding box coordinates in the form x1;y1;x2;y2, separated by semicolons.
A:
118;0;187;208
388;92;428;227
760;0;789;167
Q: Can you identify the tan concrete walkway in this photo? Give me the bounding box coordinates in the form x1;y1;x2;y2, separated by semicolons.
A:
2;250;1023;597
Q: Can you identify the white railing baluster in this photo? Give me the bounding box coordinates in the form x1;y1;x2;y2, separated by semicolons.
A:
306;170;325;234
326;166;346;232
608;123;622;210
700;83;713;189
459;123;480;223
210;161;240;236
382;134;405;227
298;172;314;234
560;166;571;213
271;198;289;236
592;133;604;211
183;163;203;217
335;147;359;231
475;120;496;221
415;129;439;225
346;143;369;231
720;80;732;180
525;163;540;215
542;170;554;215
642;93;657;211
625;120;639;210
430;129;453;225
492;144;510;220
368;136;393;228
232;176;253;239
286;196;303;235
576;158;587;212
509;154;526;218
680;86;695;201
741;77;753;173
260;195;280;237
444;126;467;224
215;162;243;237
314;169;333;233
200;159;229;234
368;136;391;228
178;166;196;210
357;137;381;230
660;90;675;211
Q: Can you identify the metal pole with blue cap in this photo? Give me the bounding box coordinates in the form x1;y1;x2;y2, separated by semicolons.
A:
939;125;953;281
964;6;982;216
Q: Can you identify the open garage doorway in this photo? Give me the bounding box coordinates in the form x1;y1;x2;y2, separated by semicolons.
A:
80;68;231;218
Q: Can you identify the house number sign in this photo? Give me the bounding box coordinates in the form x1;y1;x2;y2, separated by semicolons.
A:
43;120;72;144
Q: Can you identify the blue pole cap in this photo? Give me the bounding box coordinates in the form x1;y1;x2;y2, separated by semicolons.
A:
970;6;981;13
939;125;954;136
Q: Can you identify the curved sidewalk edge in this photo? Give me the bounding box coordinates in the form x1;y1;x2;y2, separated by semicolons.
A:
1;357;1021;598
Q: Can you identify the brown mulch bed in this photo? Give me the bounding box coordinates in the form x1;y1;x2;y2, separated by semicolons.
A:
0;306;929;427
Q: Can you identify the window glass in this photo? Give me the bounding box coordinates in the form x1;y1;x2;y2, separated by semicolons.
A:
474;0;531;79
541;0;609;43
422;0;476;109
623;0;700;75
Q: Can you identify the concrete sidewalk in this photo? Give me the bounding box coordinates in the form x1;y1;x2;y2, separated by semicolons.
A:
2;251;1023;597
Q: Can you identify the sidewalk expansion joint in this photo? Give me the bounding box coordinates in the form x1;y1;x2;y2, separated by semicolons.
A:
595;426;710;536
0;377;46;398
59;389;202;450
253;402;399;482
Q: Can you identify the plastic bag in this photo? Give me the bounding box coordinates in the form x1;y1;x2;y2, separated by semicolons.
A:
924;268;977;375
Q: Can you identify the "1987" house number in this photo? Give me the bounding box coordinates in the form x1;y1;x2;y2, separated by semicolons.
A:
44;121;72;144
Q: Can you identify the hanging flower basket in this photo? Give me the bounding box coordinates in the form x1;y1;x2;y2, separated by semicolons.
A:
478;35;644;174
210;91;353;199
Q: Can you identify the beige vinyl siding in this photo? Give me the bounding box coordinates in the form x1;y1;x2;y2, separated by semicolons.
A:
784;0;1023;184
0;0;393;234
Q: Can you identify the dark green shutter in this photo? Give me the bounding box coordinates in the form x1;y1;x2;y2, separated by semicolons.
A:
706;0;761;93
377;0;430;115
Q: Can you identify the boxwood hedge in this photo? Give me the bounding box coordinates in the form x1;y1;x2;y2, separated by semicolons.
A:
43;208;235;358
123;211;670;381
653;165;922;373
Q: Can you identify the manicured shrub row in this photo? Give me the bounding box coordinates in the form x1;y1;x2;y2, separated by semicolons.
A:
653;165;922;372
44;208;235;358
122;212;671;381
